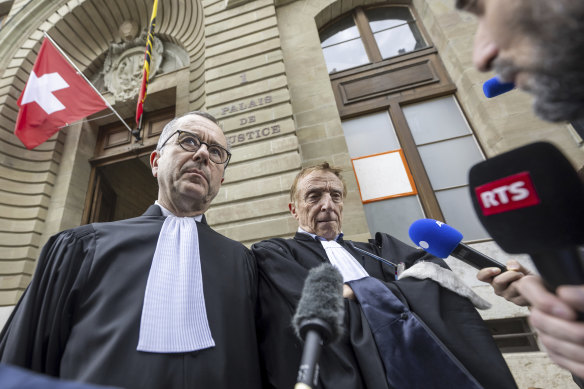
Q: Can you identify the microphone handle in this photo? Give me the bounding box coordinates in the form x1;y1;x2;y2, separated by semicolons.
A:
295;329;323;389
529;247;584;291
451;243;507;271
530;247;584;321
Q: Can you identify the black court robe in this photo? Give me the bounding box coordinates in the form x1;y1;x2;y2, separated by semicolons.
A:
0;205;262;389
252;232;517;389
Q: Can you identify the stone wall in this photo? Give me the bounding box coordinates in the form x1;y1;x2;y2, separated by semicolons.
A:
202;0;302;246
416;0;584;166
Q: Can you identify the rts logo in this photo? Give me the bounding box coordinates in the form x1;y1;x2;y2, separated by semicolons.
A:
474;172;540;216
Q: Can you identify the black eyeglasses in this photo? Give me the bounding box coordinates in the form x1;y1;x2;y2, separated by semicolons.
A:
159;130;231;165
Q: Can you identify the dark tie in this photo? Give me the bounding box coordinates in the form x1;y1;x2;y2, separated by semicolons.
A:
348;276;483;389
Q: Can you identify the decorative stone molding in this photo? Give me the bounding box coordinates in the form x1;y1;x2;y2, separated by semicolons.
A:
100;31;164;102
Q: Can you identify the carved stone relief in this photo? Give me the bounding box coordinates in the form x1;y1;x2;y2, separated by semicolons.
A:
101;32;163;101
93;21;189;103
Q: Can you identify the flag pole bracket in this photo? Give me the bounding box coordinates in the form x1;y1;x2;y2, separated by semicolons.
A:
132;128;142;142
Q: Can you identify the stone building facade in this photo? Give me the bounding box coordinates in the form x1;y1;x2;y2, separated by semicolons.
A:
0;0;583;387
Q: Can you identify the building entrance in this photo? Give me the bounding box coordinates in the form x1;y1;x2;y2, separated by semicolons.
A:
83;108;174;223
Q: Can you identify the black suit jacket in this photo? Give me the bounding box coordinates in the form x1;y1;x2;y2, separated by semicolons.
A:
0;205;262;389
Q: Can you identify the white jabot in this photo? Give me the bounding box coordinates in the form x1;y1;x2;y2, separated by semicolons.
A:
320;240;370;282
297;227;369;282
137;203;215;353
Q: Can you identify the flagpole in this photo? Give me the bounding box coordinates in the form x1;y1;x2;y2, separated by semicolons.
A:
43;32;142;142
136;0;159;134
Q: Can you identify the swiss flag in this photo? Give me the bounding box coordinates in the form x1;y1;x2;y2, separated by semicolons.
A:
15;38;107;149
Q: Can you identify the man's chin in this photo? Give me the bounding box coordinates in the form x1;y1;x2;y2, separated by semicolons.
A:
315;225;341;241
178;183;215;204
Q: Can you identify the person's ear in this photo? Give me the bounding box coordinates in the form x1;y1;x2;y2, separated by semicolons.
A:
289;202;298;219
150;150;160;177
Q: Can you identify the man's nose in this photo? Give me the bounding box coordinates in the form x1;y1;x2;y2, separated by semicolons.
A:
191;143;210;163
473;21;499;72
320;193;334;210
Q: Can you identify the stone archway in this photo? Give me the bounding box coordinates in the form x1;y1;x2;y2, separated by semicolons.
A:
0;0;206;306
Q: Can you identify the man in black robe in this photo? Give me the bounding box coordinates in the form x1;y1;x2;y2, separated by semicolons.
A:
252;162;517;389
0;112;262;389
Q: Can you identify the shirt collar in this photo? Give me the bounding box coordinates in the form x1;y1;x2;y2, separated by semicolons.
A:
297;227;343;242
155;201;203;222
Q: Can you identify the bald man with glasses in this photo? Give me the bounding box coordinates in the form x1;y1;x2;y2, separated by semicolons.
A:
0;111;262;389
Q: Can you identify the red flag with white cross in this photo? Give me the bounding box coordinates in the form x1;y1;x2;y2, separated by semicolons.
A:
14;38;107;149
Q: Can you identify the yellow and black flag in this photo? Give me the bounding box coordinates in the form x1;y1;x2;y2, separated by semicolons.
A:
136;0;159;129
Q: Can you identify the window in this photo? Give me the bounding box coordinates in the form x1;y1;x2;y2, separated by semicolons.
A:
321;15;370;73
341;97;488;243
402;96;488;240
366;7;426;59
323;5;488;243
320;6;427;74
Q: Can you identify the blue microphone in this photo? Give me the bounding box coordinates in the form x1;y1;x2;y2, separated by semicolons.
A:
483;77;515;98
409;219;506;271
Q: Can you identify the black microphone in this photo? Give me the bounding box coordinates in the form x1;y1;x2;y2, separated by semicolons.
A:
292;263;344;389
409;218;506;271
468;141;584;291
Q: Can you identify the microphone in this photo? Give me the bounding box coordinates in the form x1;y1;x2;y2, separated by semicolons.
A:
292;263;344;389
483;76;515;98
409;218;506;271
468;141;584;291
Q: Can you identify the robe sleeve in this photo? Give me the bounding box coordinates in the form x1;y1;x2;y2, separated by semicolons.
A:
252;240;305;388
374;233;518;389
0;225;96;376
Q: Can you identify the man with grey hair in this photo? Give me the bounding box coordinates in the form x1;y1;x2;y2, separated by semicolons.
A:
0;111;262;389
456;0;584;383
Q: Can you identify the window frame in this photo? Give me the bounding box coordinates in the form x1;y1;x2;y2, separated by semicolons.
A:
321;5;433;76
321;4;489;240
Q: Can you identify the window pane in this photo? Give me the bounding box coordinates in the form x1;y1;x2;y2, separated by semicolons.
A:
374;23;426;59
322;39;370;73
366;7;414;33
321;15;361;47
417;136;484;190
363;195;425;245
435;187;489;241
403;96;472;145
341;112;400;158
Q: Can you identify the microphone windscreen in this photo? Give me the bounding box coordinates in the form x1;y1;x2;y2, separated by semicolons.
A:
469;142;584;253
292;263;344;344
483;77;515;98
408;219;463;258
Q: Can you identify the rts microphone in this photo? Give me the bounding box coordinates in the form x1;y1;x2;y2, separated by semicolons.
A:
469;142;584;290
292;264;344;389
409;218;506;271
483;76;515;98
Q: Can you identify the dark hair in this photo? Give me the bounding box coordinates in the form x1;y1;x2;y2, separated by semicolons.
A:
289;162;347;203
